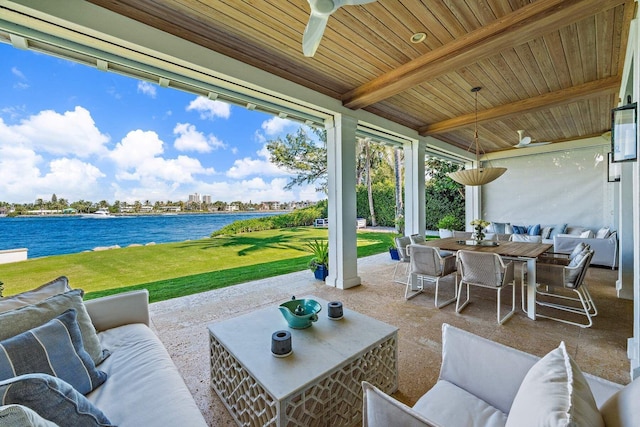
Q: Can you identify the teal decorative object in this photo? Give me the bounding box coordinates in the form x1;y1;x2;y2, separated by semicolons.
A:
278;296;322;329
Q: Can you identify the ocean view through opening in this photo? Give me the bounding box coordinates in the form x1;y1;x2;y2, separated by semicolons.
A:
0;212;279;259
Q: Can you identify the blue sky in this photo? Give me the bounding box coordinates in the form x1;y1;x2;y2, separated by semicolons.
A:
0;42;322;205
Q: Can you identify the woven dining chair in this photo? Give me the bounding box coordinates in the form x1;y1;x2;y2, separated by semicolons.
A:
405;244;457;308
456;250;516;324
391;236;412;284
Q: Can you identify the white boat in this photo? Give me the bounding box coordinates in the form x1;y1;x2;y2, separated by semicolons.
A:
82;208;114;218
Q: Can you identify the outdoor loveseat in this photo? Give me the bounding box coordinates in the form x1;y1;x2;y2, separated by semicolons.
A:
0;277;207;426
363;323;637;427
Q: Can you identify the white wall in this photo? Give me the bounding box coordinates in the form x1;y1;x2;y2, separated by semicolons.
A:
481;144;614;230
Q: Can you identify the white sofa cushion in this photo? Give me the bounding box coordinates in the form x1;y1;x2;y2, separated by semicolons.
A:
600;377;640;427
87;324;207;427
506;342;603;427
362;381;440;427
413;380;507;427
596;227;611;239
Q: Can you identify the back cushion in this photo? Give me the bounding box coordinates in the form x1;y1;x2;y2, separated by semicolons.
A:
506;342;603;427
0;277;70;313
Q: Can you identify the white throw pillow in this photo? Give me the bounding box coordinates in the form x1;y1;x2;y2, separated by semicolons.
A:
362;381;441;427
596;227;611;239
506;342;604;427
580;230;595;238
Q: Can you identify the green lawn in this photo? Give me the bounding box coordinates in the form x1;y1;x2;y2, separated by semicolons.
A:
0;227;394;303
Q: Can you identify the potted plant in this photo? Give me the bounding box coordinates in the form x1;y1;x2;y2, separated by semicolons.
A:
388;235;400;260
437;214;462;238
306;239;329;281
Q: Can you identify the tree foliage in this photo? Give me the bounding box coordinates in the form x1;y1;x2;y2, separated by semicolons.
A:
266;127;328;192
424;157;465;230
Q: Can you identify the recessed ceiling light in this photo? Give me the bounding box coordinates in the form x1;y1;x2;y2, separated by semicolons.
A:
410;32;426;44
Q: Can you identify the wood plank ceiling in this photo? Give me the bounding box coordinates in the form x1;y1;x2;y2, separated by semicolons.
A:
86;0;636;154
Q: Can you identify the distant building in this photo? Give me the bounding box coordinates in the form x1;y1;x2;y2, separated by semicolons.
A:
202;195;211;204
188;193;201;204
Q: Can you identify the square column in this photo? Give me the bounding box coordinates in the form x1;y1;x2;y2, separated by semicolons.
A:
403;140;425;236
326;115;360;289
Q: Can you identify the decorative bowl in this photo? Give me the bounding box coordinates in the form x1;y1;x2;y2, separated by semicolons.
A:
278;297;322;329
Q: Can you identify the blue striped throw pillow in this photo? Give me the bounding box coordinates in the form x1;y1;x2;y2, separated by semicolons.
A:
0;309;107;394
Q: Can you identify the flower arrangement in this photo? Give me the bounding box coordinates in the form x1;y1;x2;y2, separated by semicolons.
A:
470;219;490;241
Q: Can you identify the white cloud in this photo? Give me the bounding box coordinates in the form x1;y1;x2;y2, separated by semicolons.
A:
261;116;294;135
137;81;157;98
3;107;109;157
110;129;214;185
199;178;321;203
11;67;26;80
186;96;231;120
0;144;105;202
226;145;288;179
173;122;226;153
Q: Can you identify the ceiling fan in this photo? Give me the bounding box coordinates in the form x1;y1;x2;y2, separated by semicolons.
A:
514;130;550;148
303;0;377;57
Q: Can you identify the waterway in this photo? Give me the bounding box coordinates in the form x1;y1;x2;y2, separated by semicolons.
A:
0;212;279;258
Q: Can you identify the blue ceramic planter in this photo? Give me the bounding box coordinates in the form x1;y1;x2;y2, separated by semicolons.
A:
389;248;400;260
313;264;328;281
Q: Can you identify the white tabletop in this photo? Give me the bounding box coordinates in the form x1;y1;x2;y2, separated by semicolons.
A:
208;295;397;400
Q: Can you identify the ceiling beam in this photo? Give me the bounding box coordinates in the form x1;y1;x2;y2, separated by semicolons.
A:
419;76;620;135
342;0;628;110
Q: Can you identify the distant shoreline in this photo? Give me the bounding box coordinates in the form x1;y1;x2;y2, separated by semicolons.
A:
2;210;290;218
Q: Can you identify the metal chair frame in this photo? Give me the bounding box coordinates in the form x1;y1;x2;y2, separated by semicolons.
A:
534;250;596;328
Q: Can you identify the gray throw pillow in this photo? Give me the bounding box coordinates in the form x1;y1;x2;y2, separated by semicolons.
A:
0;374;113;427
0;309;107;394
0;289;107;365
0;404;59;427
0;277;70;314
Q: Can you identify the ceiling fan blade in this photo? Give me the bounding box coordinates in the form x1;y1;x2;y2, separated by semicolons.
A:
303;13;330;57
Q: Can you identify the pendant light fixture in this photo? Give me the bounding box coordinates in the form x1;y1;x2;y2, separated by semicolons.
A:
448;87;507;186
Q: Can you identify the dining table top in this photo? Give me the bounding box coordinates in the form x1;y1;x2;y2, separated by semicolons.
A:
421;237;553;259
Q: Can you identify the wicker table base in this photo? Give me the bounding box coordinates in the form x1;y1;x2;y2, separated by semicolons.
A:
209;296;398;427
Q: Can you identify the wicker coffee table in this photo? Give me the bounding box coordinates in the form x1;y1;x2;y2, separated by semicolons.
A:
208;296;398;427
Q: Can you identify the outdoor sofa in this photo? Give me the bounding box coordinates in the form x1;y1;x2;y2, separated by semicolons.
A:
363;323;637;427
485;222;618;268
0;277;207;426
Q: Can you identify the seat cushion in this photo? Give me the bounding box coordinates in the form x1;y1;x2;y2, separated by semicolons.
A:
412;380;507;427
505;342;603;427
0;309;107;394
87;324;207;427
362;381;441;427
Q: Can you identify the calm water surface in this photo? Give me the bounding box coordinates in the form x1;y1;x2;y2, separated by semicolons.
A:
0;212;279;258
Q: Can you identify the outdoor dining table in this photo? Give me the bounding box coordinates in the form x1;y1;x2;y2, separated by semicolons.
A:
421;237;553;320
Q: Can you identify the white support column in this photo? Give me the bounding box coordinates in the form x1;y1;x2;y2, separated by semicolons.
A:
325;115;361;289
403;140;425;236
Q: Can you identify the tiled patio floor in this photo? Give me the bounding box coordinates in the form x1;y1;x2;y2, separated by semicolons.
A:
149;253;632;426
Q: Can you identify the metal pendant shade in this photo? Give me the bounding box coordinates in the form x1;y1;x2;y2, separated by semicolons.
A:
448;87;506;186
